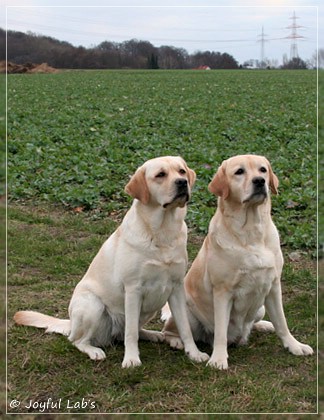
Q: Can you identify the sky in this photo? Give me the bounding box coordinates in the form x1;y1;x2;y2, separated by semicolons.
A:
1;0;323;66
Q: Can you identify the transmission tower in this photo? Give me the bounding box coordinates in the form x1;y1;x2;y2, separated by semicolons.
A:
257;26;267;68
285;11;305;60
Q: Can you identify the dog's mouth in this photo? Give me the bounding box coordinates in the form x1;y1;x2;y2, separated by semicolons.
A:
163;179;190;209
243;188;267;204
163;192;190;209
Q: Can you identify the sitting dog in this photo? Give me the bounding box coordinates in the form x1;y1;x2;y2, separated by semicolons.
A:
162;154;313;369
14;156;209;368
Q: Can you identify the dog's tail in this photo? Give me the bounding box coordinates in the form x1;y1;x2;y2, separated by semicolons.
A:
14;311;71;336
161;303;172;322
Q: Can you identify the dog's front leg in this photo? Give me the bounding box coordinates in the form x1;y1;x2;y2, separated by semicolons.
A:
168;285;209;363
122;287;142;368
265;281;313;356
207;289;233;369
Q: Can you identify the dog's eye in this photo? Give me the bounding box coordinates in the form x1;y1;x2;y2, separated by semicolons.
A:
260;167;267;173
156;171;166;178
235;168;245;175
179;169;186;175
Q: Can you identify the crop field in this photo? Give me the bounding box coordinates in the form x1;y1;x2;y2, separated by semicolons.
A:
8;69;317;247
6;70;317;415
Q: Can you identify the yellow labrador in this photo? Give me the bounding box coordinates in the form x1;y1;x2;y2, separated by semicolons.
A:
14;156;209;368
162;155;313;369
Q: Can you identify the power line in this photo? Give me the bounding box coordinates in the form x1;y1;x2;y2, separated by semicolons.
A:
6;21;256;44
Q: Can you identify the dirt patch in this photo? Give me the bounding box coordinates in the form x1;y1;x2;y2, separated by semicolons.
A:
0;61;59;74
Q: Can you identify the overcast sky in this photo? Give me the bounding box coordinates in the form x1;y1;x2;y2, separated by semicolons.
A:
2;0;322;65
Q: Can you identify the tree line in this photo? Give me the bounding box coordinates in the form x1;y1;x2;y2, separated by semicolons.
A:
1;28;313;70
0;28;239;70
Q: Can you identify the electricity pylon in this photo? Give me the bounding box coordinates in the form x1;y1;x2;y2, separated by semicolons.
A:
285;11;305;60
258;26;267;68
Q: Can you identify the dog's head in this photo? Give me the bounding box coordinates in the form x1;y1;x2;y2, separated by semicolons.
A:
125;156;196;209
208;155;279;205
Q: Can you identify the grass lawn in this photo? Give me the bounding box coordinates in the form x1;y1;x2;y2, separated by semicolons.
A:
5;69;318;415
7;204;316;414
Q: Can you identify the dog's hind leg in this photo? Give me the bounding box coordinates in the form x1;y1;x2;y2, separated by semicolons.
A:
68;292;107;361
253;305;275;332
254;321;275;332
139;329;164;343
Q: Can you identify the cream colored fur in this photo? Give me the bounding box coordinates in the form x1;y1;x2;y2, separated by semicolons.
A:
163;155;313;369
14;156;209;368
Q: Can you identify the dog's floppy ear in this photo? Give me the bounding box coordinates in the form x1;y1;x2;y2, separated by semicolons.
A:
187;167;196;188
208;161;230;199
181;158;196;188
267;161;279;195
125;166;150;204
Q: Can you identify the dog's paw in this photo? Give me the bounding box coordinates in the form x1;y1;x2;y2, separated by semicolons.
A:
122;357;142;368
253;320;275;332
164;334;184;350
170;337;184;350
140;329;164;343
286;340;313;356
89;347;106;361
75;343;106;361
188;350;210;363
207;357;228;370
207;347;228;369
150;331;165;343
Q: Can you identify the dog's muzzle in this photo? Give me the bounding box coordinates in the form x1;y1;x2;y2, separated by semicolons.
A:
163;178;189;208
243;177;267;203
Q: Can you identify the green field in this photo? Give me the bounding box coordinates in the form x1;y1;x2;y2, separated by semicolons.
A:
8;70;317;248
6;70;317;415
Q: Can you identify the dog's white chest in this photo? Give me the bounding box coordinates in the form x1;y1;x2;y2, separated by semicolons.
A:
239;248;274;273
140;254;186;313
235;247;275;291
230;248;276;327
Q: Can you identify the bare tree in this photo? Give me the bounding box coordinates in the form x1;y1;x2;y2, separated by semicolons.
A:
158;46;188;69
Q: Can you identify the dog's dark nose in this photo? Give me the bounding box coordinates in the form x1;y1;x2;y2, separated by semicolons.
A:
175;178;188;188
252;177;265;188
